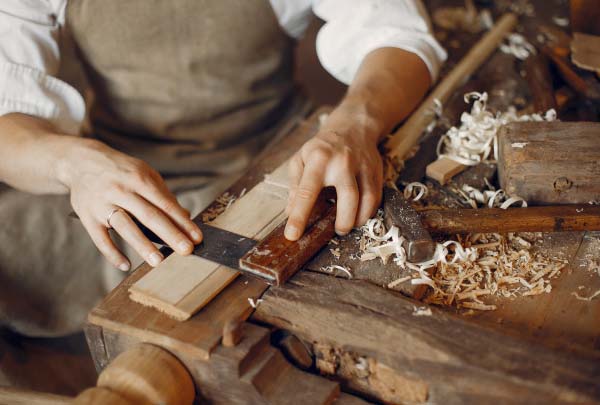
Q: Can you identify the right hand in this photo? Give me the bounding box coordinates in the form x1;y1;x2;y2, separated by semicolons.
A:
59;139;202;271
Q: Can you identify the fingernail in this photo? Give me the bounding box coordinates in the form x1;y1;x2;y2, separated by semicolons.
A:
119;262;130;272
284;225;300;241
148;252;163;266
178;240;193;252
191;230;202;242
336;229;349;236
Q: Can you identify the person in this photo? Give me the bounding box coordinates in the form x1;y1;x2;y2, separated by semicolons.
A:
0;0;446;336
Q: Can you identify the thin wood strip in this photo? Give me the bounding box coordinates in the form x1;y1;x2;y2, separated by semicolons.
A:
385;13;518;161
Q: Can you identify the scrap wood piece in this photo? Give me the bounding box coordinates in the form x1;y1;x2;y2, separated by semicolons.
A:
426;157;466;185
571;32;600;74
385;13;518;164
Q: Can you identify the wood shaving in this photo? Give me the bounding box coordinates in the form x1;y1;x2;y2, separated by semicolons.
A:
359;215;567;312
248;298;264;308
403;182;429;201
459;184;527;209
201;191;237;222
552;16;569;27
500;33;536;60
321;265;353;279
571;290;600;302
437;92;556;166
412;306;433;316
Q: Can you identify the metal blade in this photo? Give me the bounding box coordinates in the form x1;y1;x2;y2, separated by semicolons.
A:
136;217;257;270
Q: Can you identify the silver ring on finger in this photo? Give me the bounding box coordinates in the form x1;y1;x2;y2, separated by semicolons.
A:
106;207;124;229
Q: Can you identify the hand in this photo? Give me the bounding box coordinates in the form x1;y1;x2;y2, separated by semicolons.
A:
284;107;384;241
59;139;202;271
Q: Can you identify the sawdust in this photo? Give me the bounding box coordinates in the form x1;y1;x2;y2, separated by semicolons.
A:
358;211;568;312
201;189;246;223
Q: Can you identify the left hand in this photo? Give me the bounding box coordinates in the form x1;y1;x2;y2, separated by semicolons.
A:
284;107;384;241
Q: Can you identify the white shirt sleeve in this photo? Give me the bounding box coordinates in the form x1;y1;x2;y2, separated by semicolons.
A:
0;0;84;135
312;0;447;85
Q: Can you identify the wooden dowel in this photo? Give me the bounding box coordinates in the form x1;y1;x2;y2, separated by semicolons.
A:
419;205;600;234
385;13;518;160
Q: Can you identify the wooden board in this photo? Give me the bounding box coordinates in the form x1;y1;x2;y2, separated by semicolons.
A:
497;121;600;205
252;271;600;404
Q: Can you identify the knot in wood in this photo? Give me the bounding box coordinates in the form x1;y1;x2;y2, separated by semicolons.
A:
553;177;573;192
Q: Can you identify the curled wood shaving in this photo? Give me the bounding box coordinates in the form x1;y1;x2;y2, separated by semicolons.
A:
437;92;556;166
359;215;567;312
500;33;536;60
321;265;353;279
403;182;429;201
572;290;600;302
248;298;264;308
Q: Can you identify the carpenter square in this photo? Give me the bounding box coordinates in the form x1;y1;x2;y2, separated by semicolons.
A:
133;188;337;286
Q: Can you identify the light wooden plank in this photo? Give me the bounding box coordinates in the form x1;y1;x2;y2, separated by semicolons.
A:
129;163;290;320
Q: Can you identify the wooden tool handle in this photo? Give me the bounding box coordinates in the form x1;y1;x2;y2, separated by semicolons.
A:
239;188;337;286
419;205;600;234
385;13;518;160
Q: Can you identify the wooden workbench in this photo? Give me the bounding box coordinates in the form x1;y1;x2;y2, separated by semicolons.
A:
85;1;600;403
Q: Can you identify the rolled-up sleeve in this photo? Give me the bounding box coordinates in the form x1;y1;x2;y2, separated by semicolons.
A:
313;0;447;85
0;0;84;135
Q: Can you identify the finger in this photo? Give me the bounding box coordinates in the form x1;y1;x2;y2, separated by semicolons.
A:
355;168;382;227
134;179;202;244
81;216;130;271
286;155;304;215
285;165;323;241
117;195;194;255
333;172;359;235
109;209;164;267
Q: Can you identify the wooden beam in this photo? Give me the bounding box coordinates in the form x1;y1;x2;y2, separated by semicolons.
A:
252;271;600;404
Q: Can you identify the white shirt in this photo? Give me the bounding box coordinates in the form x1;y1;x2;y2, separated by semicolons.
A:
0;0;446;135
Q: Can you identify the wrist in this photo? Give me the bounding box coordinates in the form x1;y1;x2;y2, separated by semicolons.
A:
327;97;386;144
52;136;98;190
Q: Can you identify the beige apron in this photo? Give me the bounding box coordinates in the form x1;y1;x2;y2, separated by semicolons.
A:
0;0;300;336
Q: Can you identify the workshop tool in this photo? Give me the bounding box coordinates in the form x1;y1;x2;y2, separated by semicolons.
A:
498;121;600;204
134;189;336;286
419;204;600;234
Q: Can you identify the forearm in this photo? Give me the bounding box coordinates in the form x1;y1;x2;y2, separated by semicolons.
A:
0;113;79;194
325;47;432;143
